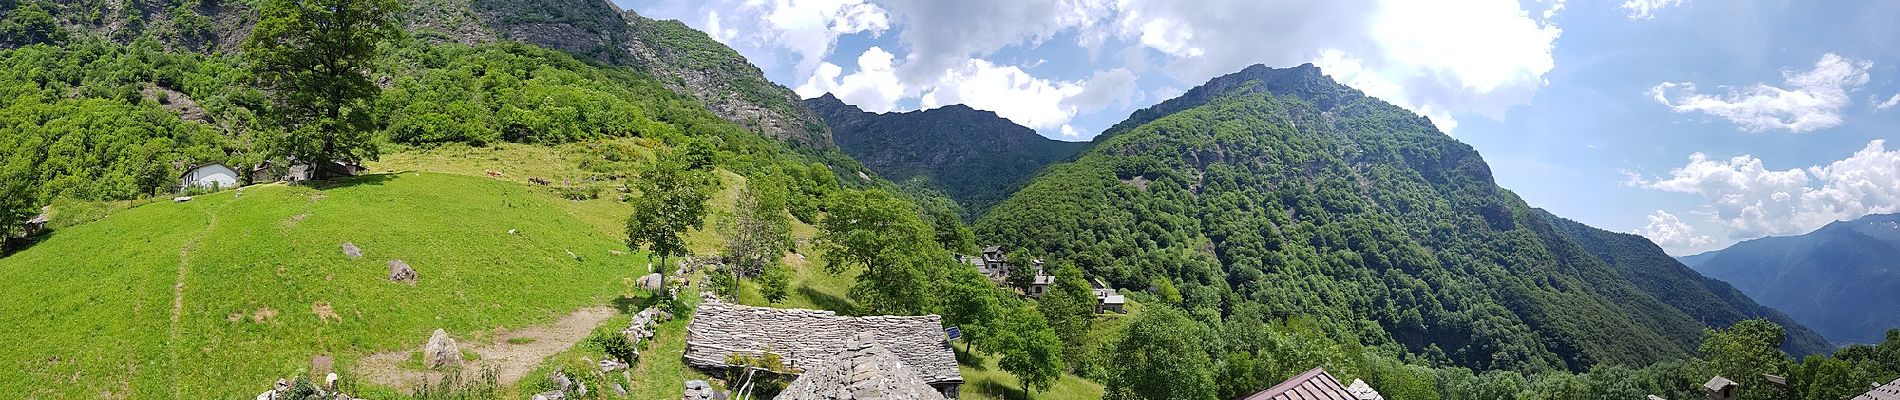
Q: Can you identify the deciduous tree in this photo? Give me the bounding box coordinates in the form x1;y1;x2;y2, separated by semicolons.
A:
243;0;400;177
627;148;715;278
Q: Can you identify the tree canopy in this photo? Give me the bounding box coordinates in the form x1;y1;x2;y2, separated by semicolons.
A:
243;0;401;174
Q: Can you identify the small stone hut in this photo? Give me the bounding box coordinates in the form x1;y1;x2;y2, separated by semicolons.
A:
684;300;963;399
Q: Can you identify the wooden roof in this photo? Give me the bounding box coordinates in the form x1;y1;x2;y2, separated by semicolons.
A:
684;300;961;386
1243;368;1366;400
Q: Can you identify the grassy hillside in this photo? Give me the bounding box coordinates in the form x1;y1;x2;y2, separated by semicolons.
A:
0;171;655;398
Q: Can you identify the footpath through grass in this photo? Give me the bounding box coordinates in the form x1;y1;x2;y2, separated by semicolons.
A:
0;172;652;398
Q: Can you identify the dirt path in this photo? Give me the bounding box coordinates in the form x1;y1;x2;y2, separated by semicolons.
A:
169;199;225;399
357;306;619;390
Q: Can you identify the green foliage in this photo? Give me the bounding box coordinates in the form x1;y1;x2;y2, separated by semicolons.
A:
1106;306;1214;400
1699;319;1788;400
998;303;1065;395
978;65;1726;374
718;177;792;278
1039;261;1096;370
589;329;637;364
723;352;794;399
625;148;715;271
757;263;791;304
244;0;401;172
815;189;946;315
0;1;66;46
940;266;1003;351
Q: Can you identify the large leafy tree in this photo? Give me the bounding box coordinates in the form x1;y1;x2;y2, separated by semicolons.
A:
243;0;401;177
627;148;716;278
998;303;1064;396
939;266;1002;351
1107;306;1215;400
816;189;943;314
1039;260;1096;368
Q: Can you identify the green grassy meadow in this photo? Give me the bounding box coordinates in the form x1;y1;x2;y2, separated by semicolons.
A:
0;172;653;398
1;141;1114;399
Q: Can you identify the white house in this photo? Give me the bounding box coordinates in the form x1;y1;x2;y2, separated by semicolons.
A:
179;163;239;192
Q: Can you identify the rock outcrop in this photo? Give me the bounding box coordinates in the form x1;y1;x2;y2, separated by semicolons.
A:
424;329;461;370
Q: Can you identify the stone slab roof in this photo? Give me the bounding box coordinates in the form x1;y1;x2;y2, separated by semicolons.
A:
776;333;947;400
1856;377;1900;400
1243;367;1380;400
684;300;962;386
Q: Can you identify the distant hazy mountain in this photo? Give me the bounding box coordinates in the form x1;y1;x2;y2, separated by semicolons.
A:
806;94;1088;217
1543;211;1831;355
1689;213;1900;345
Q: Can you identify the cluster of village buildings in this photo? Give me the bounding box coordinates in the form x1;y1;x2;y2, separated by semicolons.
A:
176;159;365;192
957;245;1126;314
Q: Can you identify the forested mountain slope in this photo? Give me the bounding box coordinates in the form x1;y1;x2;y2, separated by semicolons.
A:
1540;210;1830;355
806;93;1088;218
978;63;1785;372
25;0;835;148
1690;213;1900;345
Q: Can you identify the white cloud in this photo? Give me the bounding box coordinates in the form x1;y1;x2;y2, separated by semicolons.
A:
1630;140;1900;241
643;0;1566;137
1648;53;1873;133
1102;0;1559;132
1061;68;1139;112
799;47;1099;132
662;0;891;77
1877;94;1900;111
1631;210;1718;254
795;47;909;112
920;59;1086;130
1621;0;1685;20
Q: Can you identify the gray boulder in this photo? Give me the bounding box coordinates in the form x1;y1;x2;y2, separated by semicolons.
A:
636;273;664;290
532;391;567;400
423;329;461;369
387;260;417;283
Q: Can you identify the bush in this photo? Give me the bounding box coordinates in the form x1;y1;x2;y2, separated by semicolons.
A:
589;329;638;364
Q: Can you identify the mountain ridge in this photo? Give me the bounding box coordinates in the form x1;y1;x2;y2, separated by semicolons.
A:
806;93;1088;218
977;62;1825;371
1689;212;1900;344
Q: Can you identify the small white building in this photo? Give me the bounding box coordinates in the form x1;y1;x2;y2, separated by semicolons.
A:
179;163;239;192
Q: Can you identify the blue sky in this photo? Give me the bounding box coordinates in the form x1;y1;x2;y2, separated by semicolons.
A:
616;0;1900;255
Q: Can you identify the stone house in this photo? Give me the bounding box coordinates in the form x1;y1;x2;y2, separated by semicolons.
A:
684;300;963;399
1092;278;1126;314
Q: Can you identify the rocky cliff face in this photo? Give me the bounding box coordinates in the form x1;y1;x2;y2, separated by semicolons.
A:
619;11;833;149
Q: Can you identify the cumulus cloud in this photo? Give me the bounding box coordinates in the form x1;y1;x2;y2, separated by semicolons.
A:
795;47;908;112
640;0;1567;137
920;59;1086;131
659;0;891;77
1629;140;1900;240
1877;94;1900;111
1061;68;1140;112
1101;0;1560;131
1631;210;1718;254
1621;0;1685;20
1648;53;1873;133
